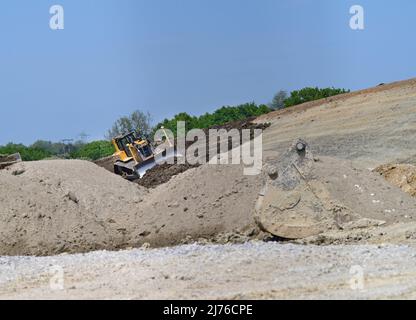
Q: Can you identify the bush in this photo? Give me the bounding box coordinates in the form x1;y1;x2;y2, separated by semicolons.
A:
284;87;350;108
70;140;114;161
0;143;52;161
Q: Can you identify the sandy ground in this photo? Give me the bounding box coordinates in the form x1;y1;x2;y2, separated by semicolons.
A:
2;242;416;300
1;78;416;299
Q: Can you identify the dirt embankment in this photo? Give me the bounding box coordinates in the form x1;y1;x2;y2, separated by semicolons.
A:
256;78;416;123
256;78;416;169
0;160;147;256
0;159;266;256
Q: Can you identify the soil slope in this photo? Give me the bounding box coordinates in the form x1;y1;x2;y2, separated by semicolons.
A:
257;78;416;168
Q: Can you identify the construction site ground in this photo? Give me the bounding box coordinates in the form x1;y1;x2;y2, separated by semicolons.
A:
1;78;416;299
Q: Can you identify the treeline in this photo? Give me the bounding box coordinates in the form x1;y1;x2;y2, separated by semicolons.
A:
155;87;350;135
69;141;114;160
270;87;350;109
0;143;52;161
283;87;350;108
0;140;113;161
156;102;271;135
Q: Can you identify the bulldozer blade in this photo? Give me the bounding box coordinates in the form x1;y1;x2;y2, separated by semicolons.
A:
135;159;158;178
135;148;184;179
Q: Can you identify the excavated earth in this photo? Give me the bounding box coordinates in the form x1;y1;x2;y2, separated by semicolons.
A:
0;160;267;256
1;78;416;299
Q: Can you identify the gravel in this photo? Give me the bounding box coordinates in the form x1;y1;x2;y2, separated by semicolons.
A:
2;242;416;299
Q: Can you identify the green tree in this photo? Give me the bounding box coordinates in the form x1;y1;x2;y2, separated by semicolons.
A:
31;140;66;155
270;90;287;110
106;110;153;140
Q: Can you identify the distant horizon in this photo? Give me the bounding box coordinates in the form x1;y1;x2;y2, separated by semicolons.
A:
2;0;416;145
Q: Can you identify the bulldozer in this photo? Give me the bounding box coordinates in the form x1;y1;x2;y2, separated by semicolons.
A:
112;131;158;180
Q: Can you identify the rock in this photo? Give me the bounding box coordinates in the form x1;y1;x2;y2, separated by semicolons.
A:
12;169;25;176
141;243;151;249
168;202;180;208
340;218;386;230
66;192;79;204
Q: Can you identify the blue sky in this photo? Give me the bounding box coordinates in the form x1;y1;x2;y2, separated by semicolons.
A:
1;0;416;144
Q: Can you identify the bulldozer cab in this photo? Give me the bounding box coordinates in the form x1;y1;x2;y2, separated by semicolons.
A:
112;131;154;163
113;132;138;160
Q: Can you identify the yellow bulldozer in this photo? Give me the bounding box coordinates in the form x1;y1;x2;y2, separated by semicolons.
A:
112;131;158;180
